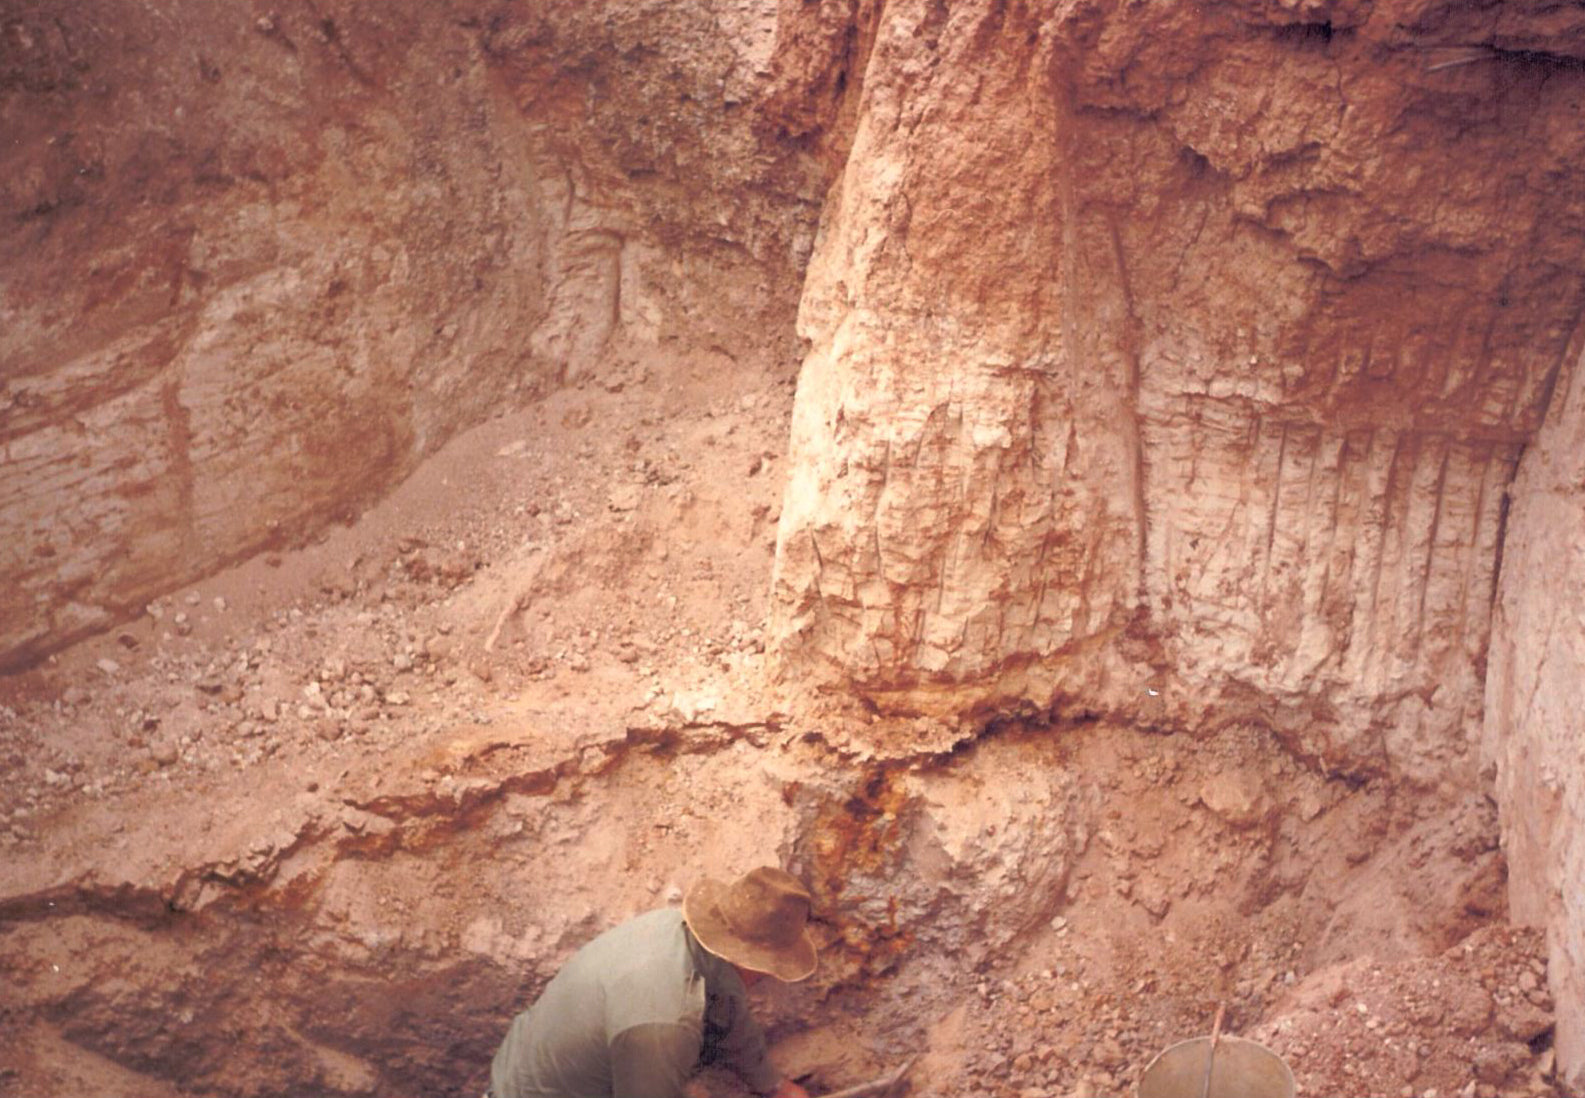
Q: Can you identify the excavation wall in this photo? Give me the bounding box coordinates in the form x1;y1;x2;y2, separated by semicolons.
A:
759;2;1585;1078
1487;340;1585;1088
4;0;1585;1090
769;0;1585;785
0;0;817;670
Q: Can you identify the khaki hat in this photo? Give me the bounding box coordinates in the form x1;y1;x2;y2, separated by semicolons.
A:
683;867;819;982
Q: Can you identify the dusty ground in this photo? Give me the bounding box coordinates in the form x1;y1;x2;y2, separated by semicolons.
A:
0;343;1570;1097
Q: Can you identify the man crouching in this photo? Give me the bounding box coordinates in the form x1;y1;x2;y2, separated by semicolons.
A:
488;867;817;1098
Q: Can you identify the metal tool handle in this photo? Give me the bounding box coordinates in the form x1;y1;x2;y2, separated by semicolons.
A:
1199;1004;1227;1098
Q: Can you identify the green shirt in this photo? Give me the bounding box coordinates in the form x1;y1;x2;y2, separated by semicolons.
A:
490;908;784;1098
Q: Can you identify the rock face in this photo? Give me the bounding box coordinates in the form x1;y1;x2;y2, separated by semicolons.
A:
1486;342;1585;1090
6;0;1585;1090
768;0;1585;783
0;0;816;670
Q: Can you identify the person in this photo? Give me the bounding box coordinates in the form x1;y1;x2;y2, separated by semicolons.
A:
488;866;819;1098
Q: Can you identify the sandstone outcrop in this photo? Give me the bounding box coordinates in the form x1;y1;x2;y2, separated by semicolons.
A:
768;0;1585;786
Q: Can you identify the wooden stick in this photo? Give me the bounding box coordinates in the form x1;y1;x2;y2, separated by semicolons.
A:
820;1056;917;1098
1199;1004;1226;1098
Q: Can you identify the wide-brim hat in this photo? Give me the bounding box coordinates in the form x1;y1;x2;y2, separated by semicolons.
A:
683;867;819;983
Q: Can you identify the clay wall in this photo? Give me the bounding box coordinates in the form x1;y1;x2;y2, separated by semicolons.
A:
768;0;1585;785
0;0;818;670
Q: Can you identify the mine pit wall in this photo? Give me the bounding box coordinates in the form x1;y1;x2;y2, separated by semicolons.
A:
766;0;1585;1076
0;0;820;671
1486;340;1585;1090
769;0;1585;784
4;0;1585;1087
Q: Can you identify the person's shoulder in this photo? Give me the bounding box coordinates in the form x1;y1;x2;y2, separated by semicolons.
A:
599;908;703;1027
591;907;688;963
611;906;684;938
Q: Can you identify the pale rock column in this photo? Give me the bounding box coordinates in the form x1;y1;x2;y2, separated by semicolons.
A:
771;1;1143;714
1486;339;1585;1089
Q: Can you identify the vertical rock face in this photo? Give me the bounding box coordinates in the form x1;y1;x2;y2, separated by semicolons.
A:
769;0;1585;780
1486;342;1585;1090
1;3;534;665
0;0;817;669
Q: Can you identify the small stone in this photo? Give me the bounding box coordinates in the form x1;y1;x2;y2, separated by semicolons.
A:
96;658;121;675
152;742;179;766
1199;770;1269;828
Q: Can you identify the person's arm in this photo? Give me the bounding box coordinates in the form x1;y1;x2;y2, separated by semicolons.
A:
610;1022;701;1098
707;991;784;1095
